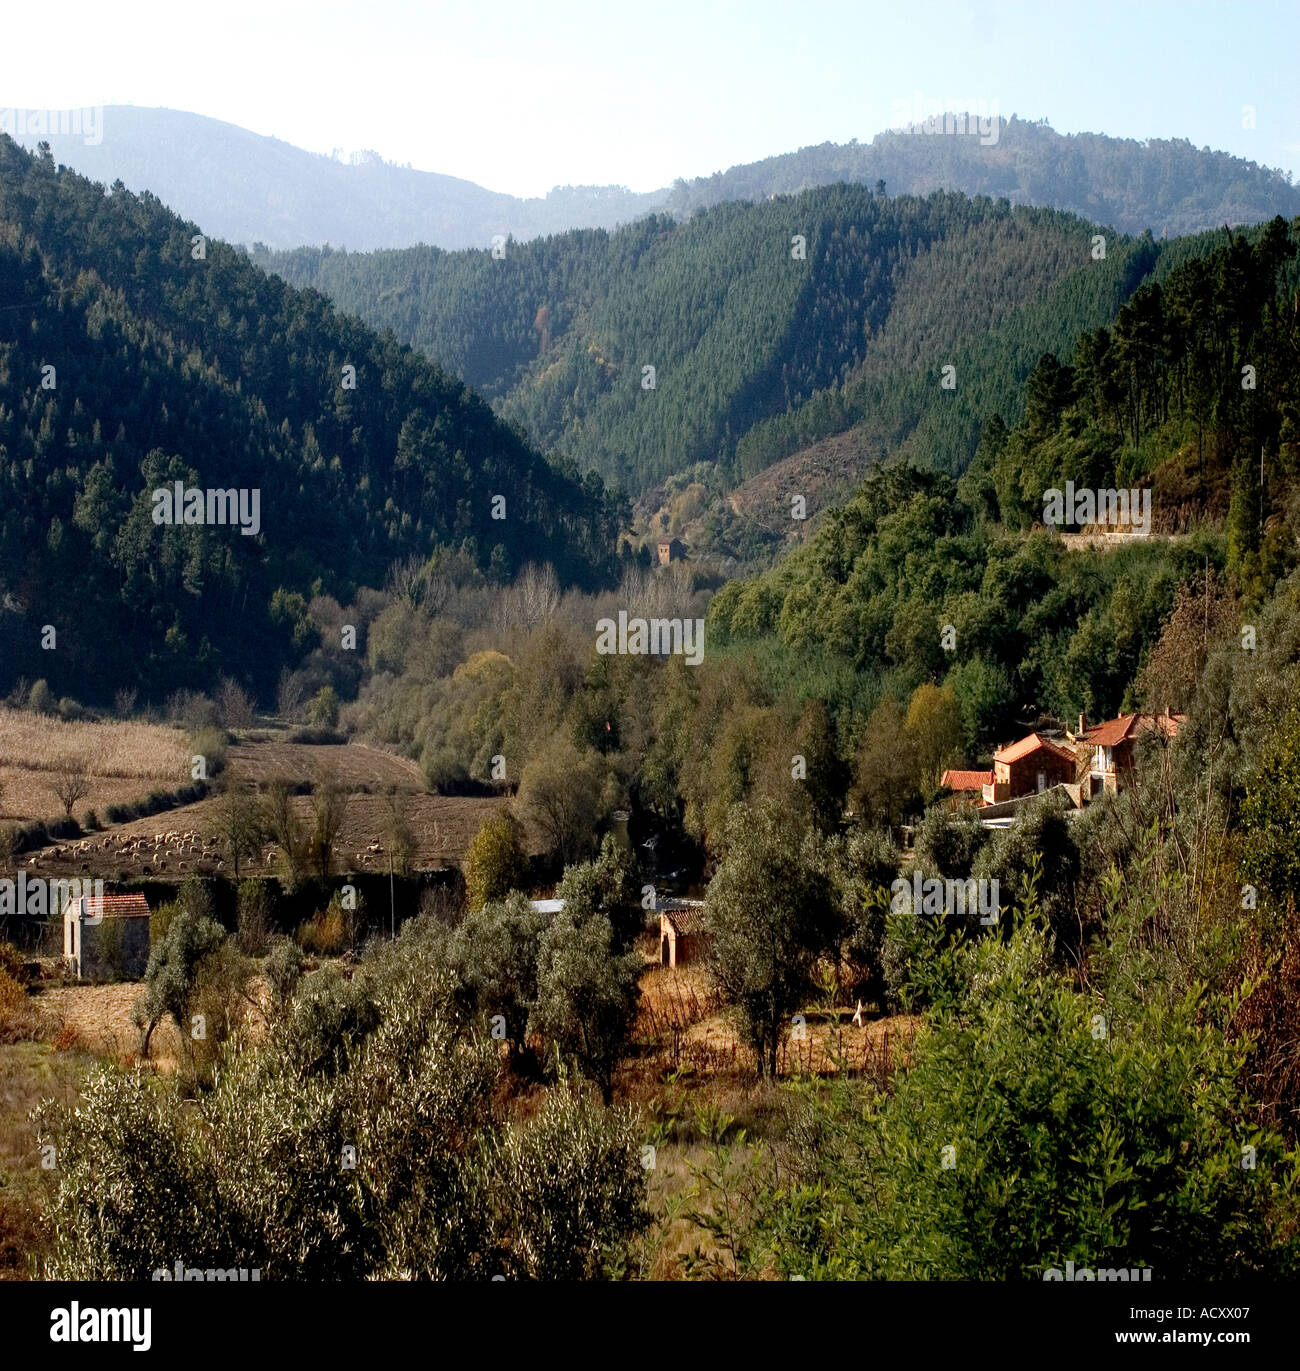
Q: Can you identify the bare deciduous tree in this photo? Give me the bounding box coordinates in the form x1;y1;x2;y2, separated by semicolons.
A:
495;562;560;635
379;789;417;878
262;781;309;889
215;676;256;730
215;779;264;880
50;754;93;818
276;670;309;723
308;780;349;880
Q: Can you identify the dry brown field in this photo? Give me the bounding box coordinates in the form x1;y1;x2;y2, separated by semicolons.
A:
225;739;423;788
0;708;190;825
7;724;511;878
0;708;188;779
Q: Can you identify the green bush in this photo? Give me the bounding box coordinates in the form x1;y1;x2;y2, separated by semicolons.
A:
187;727;229;779
37;927;649;1279
263;938;305;1006
26;679;54;715
306;686;340;729
747;915;1300;1279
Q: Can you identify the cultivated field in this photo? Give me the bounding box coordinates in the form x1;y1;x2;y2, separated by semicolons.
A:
0;708;187;779
0;709;189;825
634;950;918;1080
226;739;423;789
4;719;512;877
25;787;512;877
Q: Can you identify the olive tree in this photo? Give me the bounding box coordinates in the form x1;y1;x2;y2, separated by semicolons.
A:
529;908;641;1105
705;799;840;1077
40;923;648;1279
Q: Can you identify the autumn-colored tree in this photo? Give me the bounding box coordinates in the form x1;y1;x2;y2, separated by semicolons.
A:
464;812;530;911
1136;564;1236;715
904;683;965;796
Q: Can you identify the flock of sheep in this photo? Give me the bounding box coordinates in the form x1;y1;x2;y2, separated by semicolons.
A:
34;829;229;875
29;830;389;875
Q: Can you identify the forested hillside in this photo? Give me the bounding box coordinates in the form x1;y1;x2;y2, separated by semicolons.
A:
961;215;1300;594
666;116;1300;237
256;187;1177;504
0;135;624;706
23;109;1300;253
334;217;1300;855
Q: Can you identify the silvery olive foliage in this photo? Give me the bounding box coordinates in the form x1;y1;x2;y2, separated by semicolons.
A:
38;922;648;1279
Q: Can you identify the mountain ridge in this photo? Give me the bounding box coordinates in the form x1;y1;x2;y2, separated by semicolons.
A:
13;106;1300;252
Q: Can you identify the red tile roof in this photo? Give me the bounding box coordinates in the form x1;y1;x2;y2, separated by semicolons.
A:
941;769;994;791
659;900;707;937
72;893;151;919
993;732;1078;766
1083;713;1186;747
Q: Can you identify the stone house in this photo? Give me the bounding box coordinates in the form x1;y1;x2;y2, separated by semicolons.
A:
63;891;151;980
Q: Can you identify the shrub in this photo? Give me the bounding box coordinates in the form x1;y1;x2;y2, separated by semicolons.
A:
236;879;273;955
296;892;358;957
101;782;207;828
149;900;179;948
168;690;219;731
187;727;229;778
463;813;529;912
26;679;55;715
446;891;550;1059
422;745;467;794
187;940;255;1084
81;810;100;832
0;969;30;1037
264;938;305;1006
0;940;27;985
972;793;1080;951
913;803;990;879
36;932;649;1278
288;727;345;745
753;918;1300;1280
306;685;340;729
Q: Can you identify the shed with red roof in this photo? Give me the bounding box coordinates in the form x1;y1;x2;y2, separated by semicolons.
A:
63;890;151;981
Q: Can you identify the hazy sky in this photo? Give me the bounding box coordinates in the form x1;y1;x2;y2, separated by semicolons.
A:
3;0;1296;196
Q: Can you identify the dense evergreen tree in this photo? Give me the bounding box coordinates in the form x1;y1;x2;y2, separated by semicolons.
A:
0;135;625;703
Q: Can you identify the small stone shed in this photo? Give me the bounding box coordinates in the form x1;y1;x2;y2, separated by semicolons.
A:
63;892;151;981
657;898;708;968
